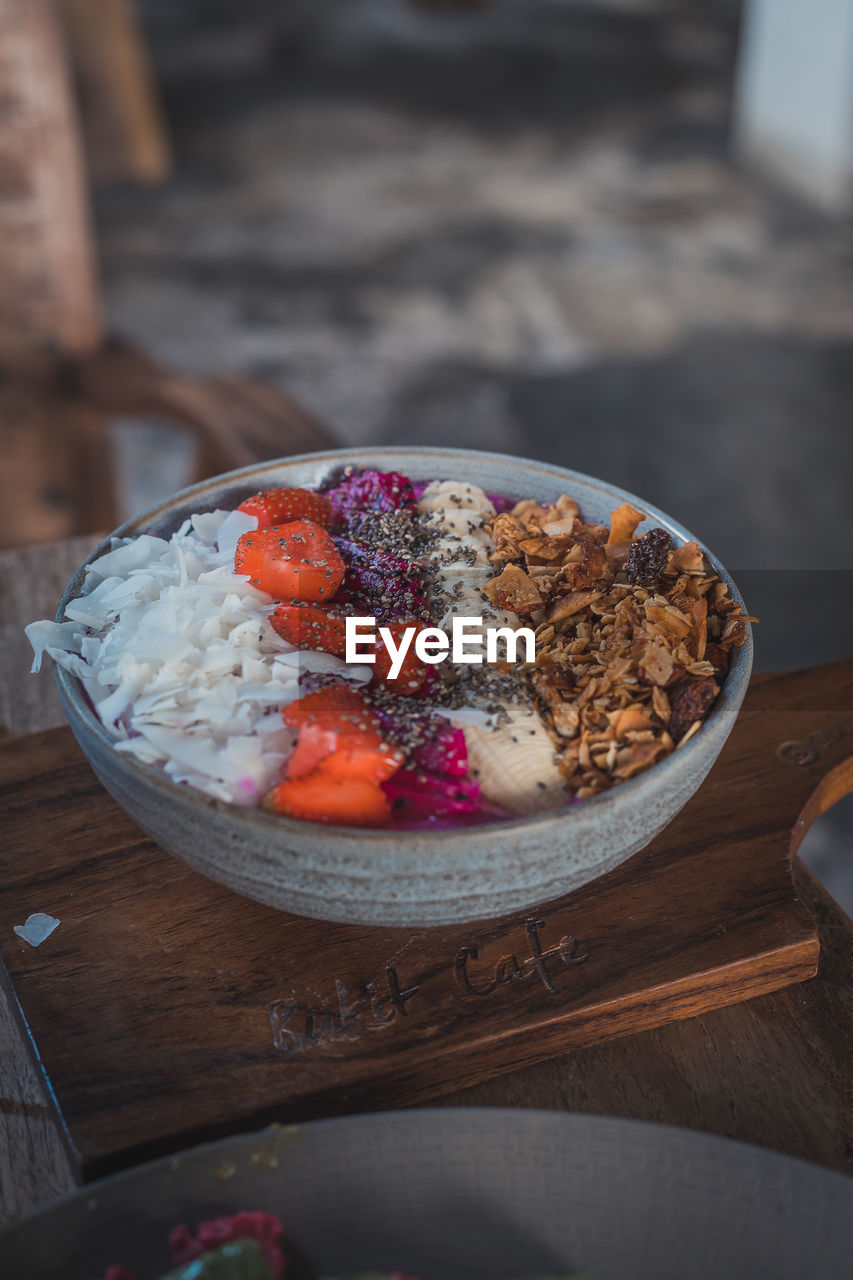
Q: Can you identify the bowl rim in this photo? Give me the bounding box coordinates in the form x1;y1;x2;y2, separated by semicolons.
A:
55;445;754;842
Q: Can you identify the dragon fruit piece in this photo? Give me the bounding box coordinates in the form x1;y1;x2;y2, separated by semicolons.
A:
373;705;467;776
485;490;515;514
169;1212;286;1278
327;469;416;523
341;565;428;619
412;724;469;777
408;662;442;702
383;766;480;820
333;536;421;580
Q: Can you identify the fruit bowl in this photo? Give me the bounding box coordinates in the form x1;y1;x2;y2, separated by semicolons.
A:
53;447;753;927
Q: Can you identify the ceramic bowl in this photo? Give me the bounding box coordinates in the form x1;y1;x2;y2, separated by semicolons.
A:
55;446;753;927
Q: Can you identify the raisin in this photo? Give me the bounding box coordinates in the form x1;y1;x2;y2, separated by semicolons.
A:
626;528;672;586
669;677;718;741
705;642;729;682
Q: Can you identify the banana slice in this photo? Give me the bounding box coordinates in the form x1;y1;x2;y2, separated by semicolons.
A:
463;705;567;814
423;507;492;539
418;480;496;515
432;534;492;570
419;482;496;603
419;478;566;813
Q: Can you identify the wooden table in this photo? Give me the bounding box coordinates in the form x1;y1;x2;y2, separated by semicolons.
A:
2;535;852;1223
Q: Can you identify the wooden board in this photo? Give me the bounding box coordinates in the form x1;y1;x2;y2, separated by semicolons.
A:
3;661;853;1183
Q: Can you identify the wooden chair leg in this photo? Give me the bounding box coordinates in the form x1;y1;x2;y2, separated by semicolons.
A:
0;0;102;359
56;0;171;185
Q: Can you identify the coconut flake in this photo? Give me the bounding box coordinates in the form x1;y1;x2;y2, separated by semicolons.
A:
13;913;60;948
25;513;307;801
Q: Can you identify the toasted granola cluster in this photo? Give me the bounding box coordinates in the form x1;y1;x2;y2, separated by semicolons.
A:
483;497;751;800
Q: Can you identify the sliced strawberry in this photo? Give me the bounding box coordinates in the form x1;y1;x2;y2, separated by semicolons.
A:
289;725;401;784
264;767;392;827
234;520;344;602
282;685;376;734
285;721;341;779
238;487;332;530
270;603;348;655
282;687;404;784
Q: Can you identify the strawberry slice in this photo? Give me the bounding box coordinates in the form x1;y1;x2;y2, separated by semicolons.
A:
282;687;404;783
234;520;344;601
238;487;332;530
269;603;347;656
264;766;392;826
272;688;403;825
282;685;375;733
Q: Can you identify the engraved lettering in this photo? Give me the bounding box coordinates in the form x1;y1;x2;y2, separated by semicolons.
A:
495;953;529;985
455;945;497;996
524;918;556;992
304;1011;337;1046
335;979;367;1038
267;1001;303;1055
559;935;586;965
366;980;396;1025
385;966;420;1015
777;714;853;767
455;918;589;999
269;965;420;1056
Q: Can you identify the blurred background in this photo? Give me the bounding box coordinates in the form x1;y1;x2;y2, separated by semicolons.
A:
1;0;851;896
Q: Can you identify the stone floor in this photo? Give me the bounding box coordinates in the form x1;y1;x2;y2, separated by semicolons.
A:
97;0;852;906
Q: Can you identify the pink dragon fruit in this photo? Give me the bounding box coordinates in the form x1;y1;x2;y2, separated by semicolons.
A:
327;469;416;524
382;766;480;821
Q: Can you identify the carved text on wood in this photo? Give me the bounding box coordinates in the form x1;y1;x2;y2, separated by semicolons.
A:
267;916;589;1057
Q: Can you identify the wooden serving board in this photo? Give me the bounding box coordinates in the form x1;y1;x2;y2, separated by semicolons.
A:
3;661;853;1184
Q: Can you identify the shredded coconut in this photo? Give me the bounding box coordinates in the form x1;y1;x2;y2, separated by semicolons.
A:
26;510;372;806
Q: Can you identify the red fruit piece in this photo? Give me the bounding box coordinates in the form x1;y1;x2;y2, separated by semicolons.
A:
327;468;415;524
270;603;347;656
282;686;404;785
238;486;332;530
382;766;480;820
265;767;392;826
169;1212;286;1279
283;685;376;735
234;520;344;601
411;724;469;777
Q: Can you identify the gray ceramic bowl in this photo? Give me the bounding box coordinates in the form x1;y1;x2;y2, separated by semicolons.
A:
55;447;752;927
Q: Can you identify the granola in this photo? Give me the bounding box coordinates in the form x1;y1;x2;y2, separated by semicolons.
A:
484;495;753;801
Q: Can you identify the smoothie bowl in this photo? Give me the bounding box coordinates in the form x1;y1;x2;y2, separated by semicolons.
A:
28;447;753;927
